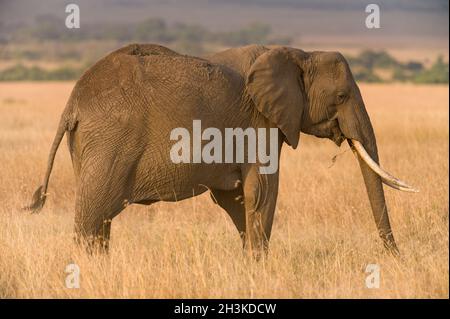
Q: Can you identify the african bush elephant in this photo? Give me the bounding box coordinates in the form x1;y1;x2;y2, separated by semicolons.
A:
27;44;417;256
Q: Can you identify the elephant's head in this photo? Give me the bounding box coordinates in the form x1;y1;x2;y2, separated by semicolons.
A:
246;47;418;254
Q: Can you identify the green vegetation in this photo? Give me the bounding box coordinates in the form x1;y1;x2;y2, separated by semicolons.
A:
411;56;449;84
347;50;448;84
0;64;83;81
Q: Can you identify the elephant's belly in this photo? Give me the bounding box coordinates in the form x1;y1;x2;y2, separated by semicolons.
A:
132;159;242;203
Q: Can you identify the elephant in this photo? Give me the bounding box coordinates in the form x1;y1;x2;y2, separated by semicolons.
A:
26;43;417;257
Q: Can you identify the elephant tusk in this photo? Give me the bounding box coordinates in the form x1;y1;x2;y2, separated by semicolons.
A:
350;139;419;193
380;180;419;192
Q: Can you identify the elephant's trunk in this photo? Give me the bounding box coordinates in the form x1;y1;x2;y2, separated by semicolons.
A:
338;95;400;254
352;138;399;254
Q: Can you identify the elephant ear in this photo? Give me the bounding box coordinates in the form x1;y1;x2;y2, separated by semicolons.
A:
246;47;306;149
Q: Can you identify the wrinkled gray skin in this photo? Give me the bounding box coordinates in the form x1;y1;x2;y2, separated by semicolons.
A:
27;44;398;257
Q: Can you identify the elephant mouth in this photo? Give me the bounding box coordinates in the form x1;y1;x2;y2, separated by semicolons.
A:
329;120;345;146
331;130;346;146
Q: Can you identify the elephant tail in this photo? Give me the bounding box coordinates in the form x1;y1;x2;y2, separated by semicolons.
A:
24;110;75;213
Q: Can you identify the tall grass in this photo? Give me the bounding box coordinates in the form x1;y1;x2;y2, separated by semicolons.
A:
0;83;448;298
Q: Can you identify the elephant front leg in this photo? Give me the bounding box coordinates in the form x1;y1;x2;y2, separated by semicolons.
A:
211;187;246;246
242;165;279;260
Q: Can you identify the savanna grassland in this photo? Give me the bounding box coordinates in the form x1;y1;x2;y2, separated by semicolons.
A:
0;82;448;298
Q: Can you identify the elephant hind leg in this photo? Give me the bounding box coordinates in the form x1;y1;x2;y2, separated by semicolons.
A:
74;159;132;253
73;217;113;253
74;207;116;254
211;187;246;246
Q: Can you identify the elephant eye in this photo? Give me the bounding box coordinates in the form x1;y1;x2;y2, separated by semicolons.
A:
336;92;347;104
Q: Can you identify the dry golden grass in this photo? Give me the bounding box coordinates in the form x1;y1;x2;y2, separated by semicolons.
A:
0;82;448;298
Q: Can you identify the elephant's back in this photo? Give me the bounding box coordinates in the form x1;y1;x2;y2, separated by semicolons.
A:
70;43;244;122
70;44;178;115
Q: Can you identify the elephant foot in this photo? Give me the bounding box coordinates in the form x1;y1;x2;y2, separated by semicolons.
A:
74;219;112;255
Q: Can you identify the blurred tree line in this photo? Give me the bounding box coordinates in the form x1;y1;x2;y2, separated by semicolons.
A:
0;64;82;81
0;16;447;83
1;15;290;48
348;50;449;84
